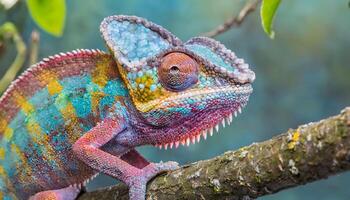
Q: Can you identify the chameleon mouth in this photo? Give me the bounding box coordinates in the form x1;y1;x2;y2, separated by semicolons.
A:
153;102;246;150
67;172;99;191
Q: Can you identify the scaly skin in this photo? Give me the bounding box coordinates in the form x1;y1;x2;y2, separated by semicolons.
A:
0;15;255;200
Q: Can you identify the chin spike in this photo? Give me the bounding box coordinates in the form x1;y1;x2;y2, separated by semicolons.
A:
169;142;174;149
196;134;201;142
222;119;225;127
229;113;233;123
181;140;186;146
175;141;180;148
226;117;230;125
158;144;162;149
191;136;196;144
215;124;219;132
238;106;242;113
234;111;238;117
209;127;214;136
164;143;168;150
202;130;207;140
186;138;191;146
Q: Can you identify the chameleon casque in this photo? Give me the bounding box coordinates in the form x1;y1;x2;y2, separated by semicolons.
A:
0;15;255;200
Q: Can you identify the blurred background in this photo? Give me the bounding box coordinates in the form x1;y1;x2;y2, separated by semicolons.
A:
1;0;349;199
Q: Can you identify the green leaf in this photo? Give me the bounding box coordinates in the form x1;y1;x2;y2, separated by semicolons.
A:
260;0;281;39
26;0;66;37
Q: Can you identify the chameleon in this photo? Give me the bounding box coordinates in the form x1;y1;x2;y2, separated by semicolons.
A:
0;15;255;200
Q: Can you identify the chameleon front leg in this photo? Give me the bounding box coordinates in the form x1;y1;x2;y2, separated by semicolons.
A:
120;149;150;169
72;117;178;200
120;149;179;199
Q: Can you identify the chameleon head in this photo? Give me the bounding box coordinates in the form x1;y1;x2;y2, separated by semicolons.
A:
101;15;255;147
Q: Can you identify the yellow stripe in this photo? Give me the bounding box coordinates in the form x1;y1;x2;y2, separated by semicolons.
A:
0;119;7;133
47;79;63;95
37;70;63;95
11;143;49;193
24;116;69;184
0;166;15;197
59;102;82;143
90;91;105;115
0;166;7;178
13;92;34;115
25;117;58;161
0;148;4;160
38;70;83;143
11;144;28;166
3;127;13;141
26;117;44;138
11;144;33;184
11;144;30;173
91;58;112;117
92;60;109;88
12;92;63;172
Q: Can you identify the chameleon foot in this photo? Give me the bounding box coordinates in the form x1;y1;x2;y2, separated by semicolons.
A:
128;161;179;200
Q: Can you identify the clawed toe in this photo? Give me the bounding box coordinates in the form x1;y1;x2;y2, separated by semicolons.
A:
143;161;179;180
126;161;180;200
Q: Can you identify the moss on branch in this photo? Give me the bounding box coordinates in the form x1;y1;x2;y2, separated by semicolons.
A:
78;107;350;200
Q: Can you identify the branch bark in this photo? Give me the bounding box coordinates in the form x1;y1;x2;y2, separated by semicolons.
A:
78;107;350;200
202;0;261;37
29;30;40;65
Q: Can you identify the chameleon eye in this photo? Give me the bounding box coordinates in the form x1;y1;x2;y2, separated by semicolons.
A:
158;52;199;91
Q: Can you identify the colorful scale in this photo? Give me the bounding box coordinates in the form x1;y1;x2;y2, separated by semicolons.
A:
0;50;129;199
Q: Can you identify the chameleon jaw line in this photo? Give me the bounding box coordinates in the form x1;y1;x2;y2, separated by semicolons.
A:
154;104;244;150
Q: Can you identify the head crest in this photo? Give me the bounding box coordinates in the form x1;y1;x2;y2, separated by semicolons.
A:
100;15;182;69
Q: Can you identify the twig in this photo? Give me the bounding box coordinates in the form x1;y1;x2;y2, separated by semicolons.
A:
202;0;261;37
0;22;27;94
78;107;350;199
29;30;40;65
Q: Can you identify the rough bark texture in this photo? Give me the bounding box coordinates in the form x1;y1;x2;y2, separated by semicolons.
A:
78;107;350;200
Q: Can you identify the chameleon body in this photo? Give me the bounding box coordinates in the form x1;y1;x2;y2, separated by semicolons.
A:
0;15;255;200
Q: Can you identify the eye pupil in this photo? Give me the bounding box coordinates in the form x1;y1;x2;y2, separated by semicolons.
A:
170;65;180;73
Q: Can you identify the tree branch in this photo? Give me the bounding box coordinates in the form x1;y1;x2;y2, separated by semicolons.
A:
202;0;260;37
77;107;350;199
29;30;40;66
0;22;26;94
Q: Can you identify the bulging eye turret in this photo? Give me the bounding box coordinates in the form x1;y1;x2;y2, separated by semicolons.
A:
158;52;199;91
